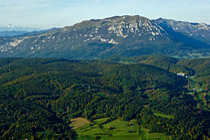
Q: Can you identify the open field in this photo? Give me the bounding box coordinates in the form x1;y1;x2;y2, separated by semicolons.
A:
73;118;169;140
70;117;90;130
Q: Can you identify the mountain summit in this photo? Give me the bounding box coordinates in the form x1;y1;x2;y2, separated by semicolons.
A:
1;15;210;59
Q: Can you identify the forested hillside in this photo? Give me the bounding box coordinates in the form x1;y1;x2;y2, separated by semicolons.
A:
0;58;210;140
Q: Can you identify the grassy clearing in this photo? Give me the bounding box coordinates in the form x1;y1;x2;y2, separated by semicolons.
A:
139;127;169;140
154;113;174;119
94;118;109;124
75;118;169;140
70;117;90;130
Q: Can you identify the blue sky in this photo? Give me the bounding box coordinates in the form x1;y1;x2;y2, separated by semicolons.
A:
0;0;210;29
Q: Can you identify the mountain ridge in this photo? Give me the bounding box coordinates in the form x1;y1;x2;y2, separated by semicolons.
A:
155;18;210;44
1;15;210;59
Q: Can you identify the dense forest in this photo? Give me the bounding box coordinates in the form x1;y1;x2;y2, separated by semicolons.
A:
0;57;210;140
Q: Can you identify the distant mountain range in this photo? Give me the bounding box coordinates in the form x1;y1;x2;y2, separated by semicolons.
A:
0;24;40;32
1;15;210;59
0;31;28;37
0;25;41;37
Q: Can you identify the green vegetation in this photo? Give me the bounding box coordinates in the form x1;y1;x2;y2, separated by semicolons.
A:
107;55;195;76
0;57;210;140
177;57;210;110
154;113;174;119
75;118;169;140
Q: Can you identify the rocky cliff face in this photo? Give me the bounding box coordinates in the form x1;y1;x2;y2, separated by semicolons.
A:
155;18;210;44
0;15;210;59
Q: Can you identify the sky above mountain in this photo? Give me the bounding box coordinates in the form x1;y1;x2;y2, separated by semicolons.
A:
0;0;210;29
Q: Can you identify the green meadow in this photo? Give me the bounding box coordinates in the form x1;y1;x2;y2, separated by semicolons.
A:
72;118;169;140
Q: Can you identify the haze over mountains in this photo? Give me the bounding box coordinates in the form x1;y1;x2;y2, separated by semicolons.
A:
1;15;210;59
0;25;41;37
0;24;40;32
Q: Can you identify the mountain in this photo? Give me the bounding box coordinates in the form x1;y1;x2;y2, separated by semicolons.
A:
0;28;58;38
0;31;28;37
0;24;40;32
155;18;210;45
0;25;42;37
1;16;210;59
